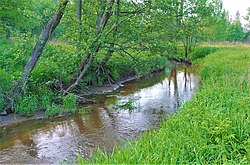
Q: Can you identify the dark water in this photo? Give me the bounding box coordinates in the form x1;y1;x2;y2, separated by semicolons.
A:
0;64;199;164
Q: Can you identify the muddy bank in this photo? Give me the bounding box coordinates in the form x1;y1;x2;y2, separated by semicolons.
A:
167;57;192;65
80;76;139;96
0;76;139;127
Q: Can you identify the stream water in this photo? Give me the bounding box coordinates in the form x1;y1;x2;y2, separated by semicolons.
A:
0;64;199;164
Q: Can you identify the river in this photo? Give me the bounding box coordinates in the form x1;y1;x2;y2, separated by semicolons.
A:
0;64;199;164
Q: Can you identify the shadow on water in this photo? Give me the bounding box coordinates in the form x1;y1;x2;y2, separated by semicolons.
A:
0;64;199;164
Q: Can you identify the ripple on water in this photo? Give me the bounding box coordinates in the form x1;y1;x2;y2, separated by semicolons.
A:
0;64;199;164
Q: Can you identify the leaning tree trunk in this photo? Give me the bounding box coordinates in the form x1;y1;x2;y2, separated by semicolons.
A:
95;0;120;72
64;0;115;93
12;0;69;98
77;0;82;50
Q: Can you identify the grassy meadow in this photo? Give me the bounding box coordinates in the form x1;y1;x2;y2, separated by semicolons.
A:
79;46;250;164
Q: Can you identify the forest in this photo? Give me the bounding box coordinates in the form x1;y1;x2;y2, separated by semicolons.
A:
0;0;249;164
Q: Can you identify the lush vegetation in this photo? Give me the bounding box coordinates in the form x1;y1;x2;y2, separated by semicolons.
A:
78;46;250;164
0;0;249;136
1;0;249;164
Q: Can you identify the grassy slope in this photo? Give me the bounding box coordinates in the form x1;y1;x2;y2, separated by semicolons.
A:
80;46;250;164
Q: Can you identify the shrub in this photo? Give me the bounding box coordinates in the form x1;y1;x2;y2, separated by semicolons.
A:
0;69;12;92
189;46;219;60
36;87;55;111
0;95;4;112
41;94;52;111
15;94;38;116
45;103;60;117
31;44;78;85
62;93;77;113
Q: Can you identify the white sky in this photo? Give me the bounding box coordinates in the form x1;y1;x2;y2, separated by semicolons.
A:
221;0;249;23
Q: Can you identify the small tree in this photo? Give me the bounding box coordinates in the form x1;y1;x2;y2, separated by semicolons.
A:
244;7;250;31
12;0;69;100
226;20;245;42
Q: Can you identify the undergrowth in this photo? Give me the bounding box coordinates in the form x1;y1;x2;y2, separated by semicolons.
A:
0;35;167;116
79;46;250;164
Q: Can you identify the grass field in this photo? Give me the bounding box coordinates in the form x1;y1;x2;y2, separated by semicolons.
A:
79;46;250;164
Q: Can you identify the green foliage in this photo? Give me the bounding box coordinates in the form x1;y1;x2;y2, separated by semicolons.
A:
0;69;12;92
118;99;135;111
226;21;245;42
41;94;52;111
105;52;168;81
62;93;77;113
0;95;4;112
37;87;55;111
45;103;60;117
15;94;39;116
244;7;250;32
0;34;34;88
135;53;168;76
32;43;78;84
0;0;56;38
189;46;219;60
80;46;250;164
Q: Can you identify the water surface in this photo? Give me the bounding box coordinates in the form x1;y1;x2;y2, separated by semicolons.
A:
0;64;199;164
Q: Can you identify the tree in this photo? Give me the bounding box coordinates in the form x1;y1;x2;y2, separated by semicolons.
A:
64;0;148;92
226;20;245;42
149;0;218;58
203;0;230;42
244;7;250;31
12;0;69;100
235;10;241;21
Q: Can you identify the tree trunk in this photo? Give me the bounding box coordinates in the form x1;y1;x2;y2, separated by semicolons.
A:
77;0;82;50
65;0;115;93
77;0;82;22
184;36;188;59
12;0;69;98
96;0;114;34
96;0;120;71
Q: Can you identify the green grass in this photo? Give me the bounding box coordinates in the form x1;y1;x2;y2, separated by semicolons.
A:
79;46;250;164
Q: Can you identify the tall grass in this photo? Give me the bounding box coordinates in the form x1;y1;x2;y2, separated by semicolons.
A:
79;46;250;164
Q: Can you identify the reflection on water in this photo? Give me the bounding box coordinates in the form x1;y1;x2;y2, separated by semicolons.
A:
0;64;199;164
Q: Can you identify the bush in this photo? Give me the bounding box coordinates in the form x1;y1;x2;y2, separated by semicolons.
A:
62;93;77;113
15;94;38;116
106;51;168;80
0;69;12;92
189;46;219;60
45;103;60;117
0;95;4;112
31;44;78;85
40;93;52;111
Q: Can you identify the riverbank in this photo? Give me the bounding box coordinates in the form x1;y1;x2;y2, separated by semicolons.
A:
80;46;250;164
0;66;170;127
0;39;169;117
0;64;199;164
0;75;141;127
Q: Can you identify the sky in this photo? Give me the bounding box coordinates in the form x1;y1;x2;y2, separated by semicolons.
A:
221;0;250;24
